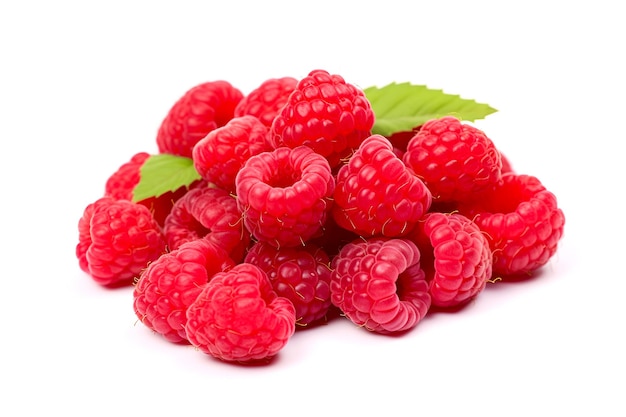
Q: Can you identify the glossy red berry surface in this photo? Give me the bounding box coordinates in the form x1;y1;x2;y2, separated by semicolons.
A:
185;263;296;363
332;134;432;237
457;173;565;277
403;116;502;203
330;237;431;334
269;69;375;168
244;241;332;326
408;212;492;308
156;80;244;158
235;145;334;248
133;238;235;343
76;197;166;287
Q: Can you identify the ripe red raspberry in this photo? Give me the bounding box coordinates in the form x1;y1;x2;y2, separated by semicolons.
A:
192;115;271;193
332;134;432;237
76;197;166;287
104;151;200;226
156;80;244;158
457;173;565;277
133;238;235;343
330;237;431;334
244;241;332;326
269;69;375;168
234;76;298;128
403;116;502;203
235;145;335;248
407;212;492;308
163;185;249;262
185;263;296;363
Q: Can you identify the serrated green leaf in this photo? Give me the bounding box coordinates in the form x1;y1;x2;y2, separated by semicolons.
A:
132;154;201;202
364;82;497;136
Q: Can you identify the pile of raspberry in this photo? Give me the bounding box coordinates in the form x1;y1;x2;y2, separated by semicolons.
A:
76;69;565;364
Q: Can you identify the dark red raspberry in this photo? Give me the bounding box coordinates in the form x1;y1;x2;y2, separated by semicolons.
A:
133;238;235;343
269;69;375;168
185;263;296;363
308;214;360;258
330;237;431;334
104;151;200;226
156;80;244;158
386;125;422;155
407;212;492;308
192;115;271;193
234;77;298;128
163;185;249;262
332;134;432;237
403;116;502;203
76;197;166;287
235;145;335;248
457;173;565;277
244;241;332;327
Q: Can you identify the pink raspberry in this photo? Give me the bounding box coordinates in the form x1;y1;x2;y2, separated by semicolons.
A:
192;115;271;193
403;116;502;203
244;241;332;326
156;80;244;158
269;69;375;168
104;151;201;226
133;238;235;343
330;237;431;334
234;76;298;128
332;134;432;237
457;173;565;277
163;185;249;262
235;145;335;248
76;197;166;287
185;263;296;363
407;212;492;308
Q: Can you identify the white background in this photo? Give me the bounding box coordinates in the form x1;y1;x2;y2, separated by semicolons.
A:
2;1;624;415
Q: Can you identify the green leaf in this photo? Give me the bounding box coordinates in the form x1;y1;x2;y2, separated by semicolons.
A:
364;82;498;137
132;154;201;202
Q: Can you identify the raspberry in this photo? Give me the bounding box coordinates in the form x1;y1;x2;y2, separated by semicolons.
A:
185;263;296;363
407;212;492;308
156;80;244;158
403;116;502;203
330;237;431;334
332;134;432;237
235;145;335;248
133;238;235;343
457;173;565;277
234;76;298;128
269;69;375;168
163;185;249;262
192;115;271;193
104;151;200;226
76;197;166;287
244;241;332;326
